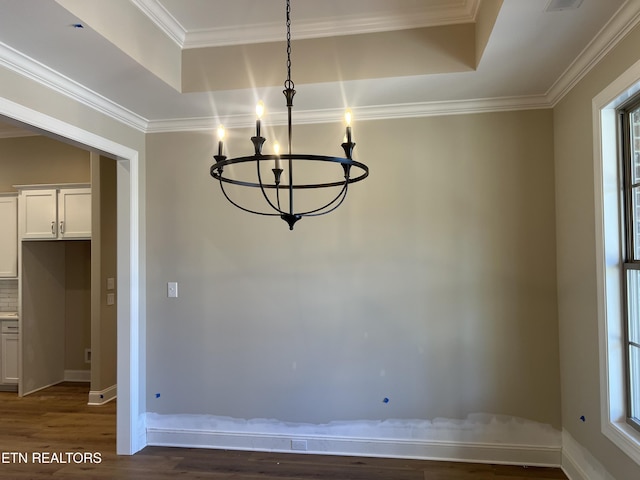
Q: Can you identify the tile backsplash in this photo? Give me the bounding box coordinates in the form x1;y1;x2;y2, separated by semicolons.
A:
0;279;18;312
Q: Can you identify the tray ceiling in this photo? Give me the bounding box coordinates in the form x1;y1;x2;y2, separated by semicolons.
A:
0;0;634;133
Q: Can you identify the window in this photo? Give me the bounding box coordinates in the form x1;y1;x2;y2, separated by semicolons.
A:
620;96;640;431
594;60;640;465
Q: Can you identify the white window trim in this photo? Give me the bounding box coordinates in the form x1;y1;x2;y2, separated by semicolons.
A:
594;57;640;466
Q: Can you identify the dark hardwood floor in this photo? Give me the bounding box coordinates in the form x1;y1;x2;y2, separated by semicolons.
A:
0;383;568;479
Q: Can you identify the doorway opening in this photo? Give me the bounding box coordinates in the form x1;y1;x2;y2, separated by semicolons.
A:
0;96;143;455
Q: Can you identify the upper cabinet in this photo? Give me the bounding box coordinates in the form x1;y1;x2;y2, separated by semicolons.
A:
58;188;91;239
0;194;18;277
19;189;57;239
17;185;91;240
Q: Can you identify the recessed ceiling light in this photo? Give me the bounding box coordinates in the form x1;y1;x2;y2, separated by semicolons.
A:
545;0;583;12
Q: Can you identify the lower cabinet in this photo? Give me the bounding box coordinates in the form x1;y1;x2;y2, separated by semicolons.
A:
1;321;19;385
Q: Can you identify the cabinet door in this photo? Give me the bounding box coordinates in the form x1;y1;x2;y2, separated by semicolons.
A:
58;188;91;239
1;333;19;384
0;196;17;277
20;189;57;239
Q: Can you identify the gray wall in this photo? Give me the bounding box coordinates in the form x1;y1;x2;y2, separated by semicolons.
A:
554;17;640;480
145;110;561;428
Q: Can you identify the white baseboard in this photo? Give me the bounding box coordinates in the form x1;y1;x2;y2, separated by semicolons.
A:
146;413;562;466
88;384;117;405
64;369;90;382
561;429;616;480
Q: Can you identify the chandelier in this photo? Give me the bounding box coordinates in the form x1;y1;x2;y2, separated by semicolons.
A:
210;0;369;230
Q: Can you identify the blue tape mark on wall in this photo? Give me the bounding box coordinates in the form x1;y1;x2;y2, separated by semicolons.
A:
579;415;586;422
383;397;389;403
156;393;161;399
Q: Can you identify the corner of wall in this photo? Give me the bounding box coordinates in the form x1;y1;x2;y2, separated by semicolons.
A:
562;429;617;480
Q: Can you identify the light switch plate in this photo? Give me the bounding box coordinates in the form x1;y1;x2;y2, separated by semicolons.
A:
106;293;115;305
167;282;178;298
107;277;115;290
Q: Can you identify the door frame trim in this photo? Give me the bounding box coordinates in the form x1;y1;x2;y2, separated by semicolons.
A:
0;96;145;455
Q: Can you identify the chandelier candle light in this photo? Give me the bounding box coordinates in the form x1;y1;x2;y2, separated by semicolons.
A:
210;0;369;230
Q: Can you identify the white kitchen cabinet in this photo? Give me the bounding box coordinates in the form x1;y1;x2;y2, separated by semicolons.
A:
18;185;91;240
19;189;57;239
0;194;18;277
1;320;18;385
58;188;92;238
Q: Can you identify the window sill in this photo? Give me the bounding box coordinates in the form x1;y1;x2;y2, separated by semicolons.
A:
603;420;640;465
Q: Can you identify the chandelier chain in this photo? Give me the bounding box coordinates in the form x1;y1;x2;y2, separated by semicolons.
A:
285;0;294;90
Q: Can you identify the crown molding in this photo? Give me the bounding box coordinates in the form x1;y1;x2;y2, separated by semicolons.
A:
547;0;640;106
0;34;553;137
0;41;148;133
130;0;186;47
358;95;552;120
133;0;478;50
145;94;552;133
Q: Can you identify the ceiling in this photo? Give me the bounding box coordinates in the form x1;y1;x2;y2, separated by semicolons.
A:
0;0;636;135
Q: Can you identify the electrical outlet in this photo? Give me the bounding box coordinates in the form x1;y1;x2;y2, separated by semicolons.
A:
167;282;178;298
107;293;115;305
291;439;307;451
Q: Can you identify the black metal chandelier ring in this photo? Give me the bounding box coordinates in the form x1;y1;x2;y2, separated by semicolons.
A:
210;154;369;189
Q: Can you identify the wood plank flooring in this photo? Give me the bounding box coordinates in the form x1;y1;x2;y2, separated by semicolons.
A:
0;383;568;479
